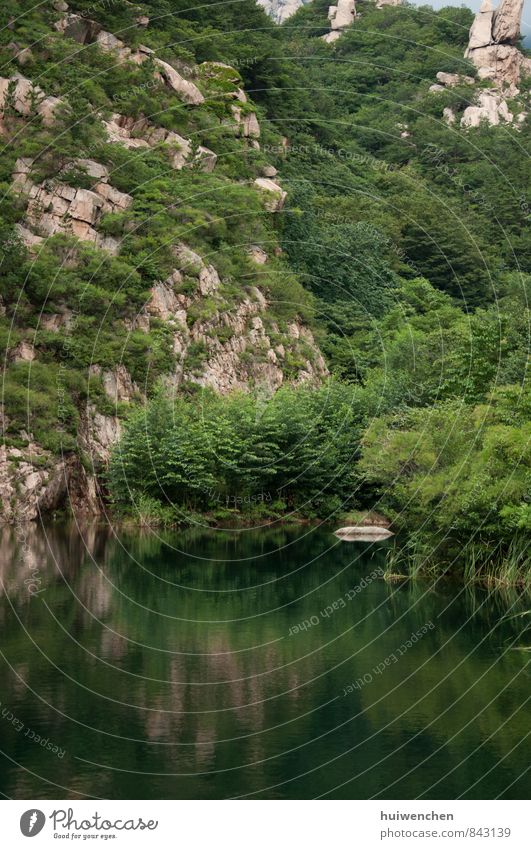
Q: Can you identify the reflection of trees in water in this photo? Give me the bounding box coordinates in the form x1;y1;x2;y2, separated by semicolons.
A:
0;522;528;799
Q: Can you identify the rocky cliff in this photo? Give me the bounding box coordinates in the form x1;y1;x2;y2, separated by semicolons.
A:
0;2;327;523
427;0;530;128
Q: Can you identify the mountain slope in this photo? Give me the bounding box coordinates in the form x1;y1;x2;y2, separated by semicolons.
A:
0;0;529;542
0;0;326;521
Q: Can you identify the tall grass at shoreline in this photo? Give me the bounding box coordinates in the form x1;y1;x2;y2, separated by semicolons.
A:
383;533;531;590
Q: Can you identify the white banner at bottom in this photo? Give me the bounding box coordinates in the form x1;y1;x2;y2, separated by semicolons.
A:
1;800;528;848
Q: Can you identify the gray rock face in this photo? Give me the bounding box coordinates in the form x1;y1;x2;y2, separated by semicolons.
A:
436;71;475;87
329;0;357;30
153;58;204;105
78;406;122;467
102;366;140;404
467;0;495;50
254;178;287;212
473;43;530;86
104;113;197;169
0;74;64;126
465;0;528;90
0;446;100;523
461;91;513;126
12;158;132;253
492;0;524;43
257;0;311;23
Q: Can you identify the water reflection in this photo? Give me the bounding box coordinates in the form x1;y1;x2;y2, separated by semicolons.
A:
0;521;528;799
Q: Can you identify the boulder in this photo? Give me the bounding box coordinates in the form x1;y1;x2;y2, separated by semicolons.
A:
469;43;527;88
96;30;129;57
40;309;74;332
69;188;104;224
11;74;36;115
335;526;393;540
0;74;64;126
15;223;43;250
55;13;101;44
461;91;513;126
465;0;528;89
75;159;110;183
247;246;268;264
164;131;192;169
254;178;287;212
321;31;342;44
153;58;204;105
10;340;35;362
13;160;133;251
37;95;63;126
231;106;260;138
257;0;304;22
436;71;475;86
94;182;133;211
443;107;457;125
194;145;217;173
243;112;260;139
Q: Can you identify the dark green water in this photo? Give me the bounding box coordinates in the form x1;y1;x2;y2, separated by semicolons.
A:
0;522;529;800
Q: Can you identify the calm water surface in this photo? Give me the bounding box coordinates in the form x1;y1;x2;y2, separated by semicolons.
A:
0;522;529;799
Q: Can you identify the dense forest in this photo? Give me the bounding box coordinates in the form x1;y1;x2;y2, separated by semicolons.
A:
0;0;529;585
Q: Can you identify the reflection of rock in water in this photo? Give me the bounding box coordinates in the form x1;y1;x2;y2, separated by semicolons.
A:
0;520;113;601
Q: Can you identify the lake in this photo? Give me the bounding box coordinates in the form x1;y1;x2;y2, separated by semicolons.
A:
0;521;528;799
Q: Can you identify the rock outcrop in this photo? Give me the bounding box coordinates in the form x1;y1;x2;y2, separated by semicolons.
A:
103;113;198;169
434;0;529;127
254;178;287;212
329;0;357;30
0;445;100;523
461;90;514;126
153;58;204;106
464;0;530;91
321;0;357;43
78;406;122;466
0;7;329;525
54;13;204;105
0;74;64;127
257;0;311;23
492;0;524;43
435;71;475;87
12;158;132;254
